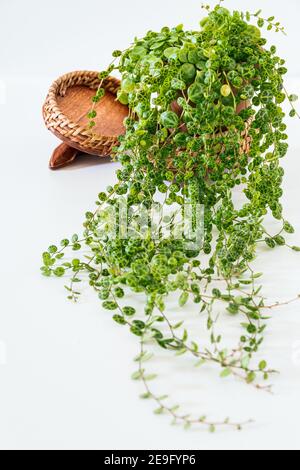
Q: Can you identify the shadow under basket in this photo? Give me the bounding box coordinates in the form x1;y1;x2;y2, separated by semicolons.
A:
42;71;129;169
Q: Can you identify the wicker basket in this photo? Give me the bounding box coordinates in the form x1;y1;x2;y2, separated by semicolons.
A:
43;71;129;169
43;70;253;170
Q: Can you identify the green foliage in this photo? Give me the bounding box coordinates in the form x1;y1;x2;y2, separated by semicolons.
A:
42;3;299;433
160;111;179;129
123;306;136;316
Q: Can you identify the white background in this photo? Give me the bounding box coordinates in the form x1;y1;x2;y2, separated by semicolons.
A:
0;0;300;450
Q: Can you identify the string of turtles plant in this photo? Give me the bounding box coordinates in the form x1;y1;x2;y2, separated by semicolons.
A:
42;2;300;432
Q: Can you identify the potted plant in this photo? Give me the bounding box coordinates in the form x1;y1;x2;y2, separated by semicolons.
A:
42;2;299;431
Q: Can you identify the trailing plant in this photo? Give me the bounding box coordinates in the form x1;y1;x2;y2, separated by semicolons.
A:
42;2;300;431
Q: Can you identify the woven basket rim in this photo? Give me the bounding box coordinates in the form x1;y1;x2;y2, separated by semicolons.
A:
42;70;123;146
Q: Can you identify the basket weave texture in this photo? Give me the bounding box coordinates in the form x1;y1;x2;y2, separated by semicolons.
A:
43;71;123;156
234;117;253;155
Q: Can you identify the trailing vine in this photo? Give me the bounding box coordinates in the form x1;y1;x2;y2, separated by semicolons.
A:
42;2;300;431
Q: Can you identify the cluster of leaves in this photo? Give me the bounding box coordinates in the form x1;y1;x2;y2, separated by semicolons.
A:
42;3;299;431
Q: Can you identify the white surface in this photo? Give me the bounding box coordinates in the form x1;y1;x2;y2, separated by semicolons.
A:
0;0;300;451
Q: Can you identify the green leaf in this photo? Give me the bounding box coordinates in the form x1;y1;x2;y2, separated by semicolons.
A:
246;372;256;384
180;63;196;83
274;235;285;246
54;267;65;277
72;243;81;251
113;315;126;325
134;351;153;363
227;303;239;315
212;288;221;298
265;238;276;249
241;356;250;370
171;78;186;91
221;84;231;97
259;360;267;371
130;46;147;59
140;392;151;399
72;259;80;268
160;111;179;129
131;370;143;380
170;405;180;412
220;368;232;378
98;192;107;202
173;321;184;330
122;77;135;93
114;287;125;298
253;272;263;279
112;50;122;58
239;280;252;285
164;47;179;60
257;18;264;28
144;374;157;381
283;222;295;234
182;329;188;342
289;94;298;102
123;306;136;316
102;301;118;311
176;348;187;356
179;292;189;307
158;395;169;401
194;359;206;368
87;110;97;119
41;267;51;277
247;324;257;334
